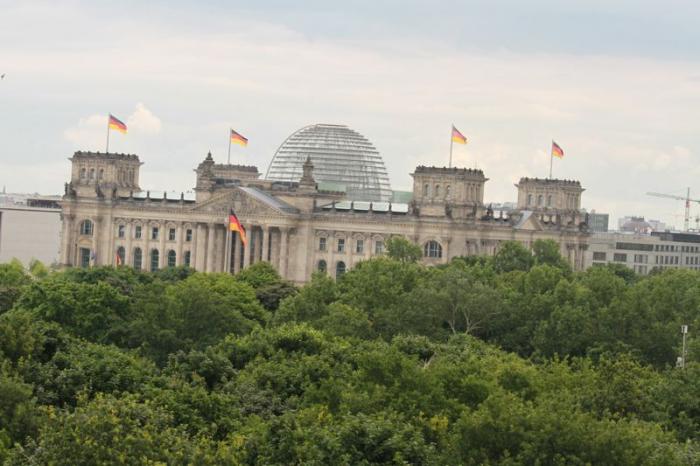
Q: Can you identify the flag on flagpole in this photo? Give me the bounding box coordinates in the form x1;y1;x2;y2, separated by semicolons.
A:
230;129;248;147
228;208;247;246
551;140;564;158
108;114;127;134
451;125;467;144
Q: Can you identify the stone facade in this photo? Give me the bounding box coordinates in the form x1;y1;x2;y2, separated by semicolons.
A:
60;151;591;283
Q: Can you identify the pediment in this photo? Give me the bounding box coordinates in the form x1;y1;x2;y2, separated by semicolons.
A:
512;211;544;231
191;187;297;217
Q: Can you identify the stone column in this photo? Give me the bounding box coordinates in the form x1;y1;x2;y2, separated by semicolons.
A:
125;222;133;265
279;227;289;278
91;217;99;266
243;224;252;269
159;222;166;268
195;223;206;271
270;229;280;269
262;226;270;262
206;223;216;272
176;222;184;266
59;214;73;266
233;233;242;274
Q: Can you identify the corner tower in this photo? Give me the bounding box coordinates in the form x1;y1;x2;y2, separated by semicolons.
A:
515;178;584;211
68;151;142;198
410;166;487;218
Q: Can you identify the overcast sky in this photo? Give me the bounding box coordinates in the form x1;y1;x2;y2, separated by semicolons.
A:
2;0;700;229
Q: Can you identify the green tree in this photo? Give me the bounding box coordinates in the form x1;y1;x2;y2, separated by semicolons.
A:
493;241;534;273
532;238;571;272
0;260;31;314
385;236;422;263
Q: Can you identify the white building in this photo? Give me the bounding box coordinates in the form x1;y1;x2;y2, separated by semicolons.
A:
586;231;700;275
0;194;62;266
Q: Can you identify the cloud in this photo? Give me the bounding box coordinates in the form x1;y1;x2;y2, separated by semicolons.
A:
63;114;107;150
127;103;162;134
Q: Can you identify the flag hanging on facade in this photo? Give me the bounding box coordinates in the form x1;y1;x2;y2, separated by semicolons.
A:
451;125;467;144
551;140;564;158
108;114;127;134
228;208;247;246
115;252;122;266
230;129;248;147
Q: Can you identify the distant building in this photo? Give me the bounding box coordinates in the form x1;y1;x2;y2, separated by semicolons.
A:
588;212;609;233
0;193;62;265
585;231;700;275
58;125;591;282
617;216;666;234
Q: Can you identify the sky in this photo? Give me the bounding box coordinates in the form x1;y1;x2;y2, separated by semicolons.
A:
1;0;700;229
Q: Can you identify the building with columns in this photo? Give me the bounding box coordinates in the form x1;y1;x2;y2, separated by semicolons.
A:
59;128;590;282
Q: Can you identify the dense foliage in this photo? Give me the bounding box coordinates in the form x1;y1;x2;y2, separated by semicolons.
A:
1;239;699;464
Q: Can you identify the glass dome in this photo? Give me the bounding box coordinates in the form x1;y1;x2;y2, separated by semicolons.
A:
265;124;392;201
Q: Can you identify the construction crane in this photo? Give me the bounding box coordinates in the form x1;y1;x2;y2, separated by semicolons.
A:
646;188;700;232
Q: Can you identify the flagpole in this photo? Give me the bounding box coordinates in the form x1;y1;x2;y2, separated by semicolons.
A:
549;140;553;179
105;116;111;153
449;126;454;168
227;130;232;164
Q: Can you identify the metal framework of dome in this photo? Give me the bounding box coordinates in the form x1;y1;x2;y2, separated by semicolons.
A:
265;124;392;201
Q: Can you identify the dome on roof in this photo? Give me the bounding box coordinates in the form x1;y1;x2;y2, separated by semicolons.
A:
265;124;392;201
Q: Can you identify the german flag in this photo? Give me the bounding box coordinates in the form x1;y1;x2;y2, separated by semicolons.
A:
551;140;564;158
108;114;127;134
230;129;248;147
228;208;247;246
451;125;467;144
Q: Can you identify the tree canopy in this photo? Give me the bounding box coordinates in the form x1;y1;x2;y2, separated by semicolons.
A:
1;246;699;464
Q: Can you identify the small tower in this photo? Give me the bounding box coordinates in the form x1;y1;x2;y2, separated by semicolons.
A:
68;151;142;198
194;151;216;202
298;156;316;192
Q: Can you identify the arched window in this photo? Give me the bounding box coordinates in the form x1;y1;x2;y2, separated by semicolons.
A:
336;261;346;278
116;246;125;266
89;168;95;180
527;194;533;206
424;240;443;258
133;248;142;270
537;195;543;206
150;249;159;272
318;260;327;273
167;250;176;267
435;185;440;197
98;168;104;180
183;251;191;267
546;194;552;207
80;168;86;179
423;184;429;196
446;185;451;198
79;219;93;236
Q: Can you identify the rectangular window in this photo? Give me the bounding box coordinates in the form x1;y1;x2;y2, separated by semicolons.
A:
319;237;327;251
337;238;345;253
375;241;384;255
356;239;364;254
613;253;627;262
185;229;193;242
592;252;606;261
79;248;91;268
135;225;142;239
168;228;176;241
118;225;125;239
151;227;159;240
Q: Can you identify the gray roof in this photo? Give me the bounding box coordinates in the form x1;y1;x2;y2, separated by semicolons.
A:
238;186;299;214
